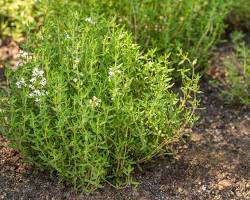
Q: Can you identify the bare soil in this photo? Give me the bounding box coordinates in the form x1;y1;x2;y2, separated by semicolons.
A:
0;42;249;200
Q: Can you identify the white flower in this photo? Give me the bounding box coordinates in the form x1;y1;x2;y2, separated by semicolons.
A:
108;67;121;80
108;68;115;79
85;17;96;25
29;92;34;97
40;78;47;86
35;98;40;103
16;78;27;88
17;50;29;59
32;67;44;77
29;84;35;89
73;78;78;83
33;89;41;96
65;33;70;40
30;77;36;83
16;82;22;88
27;67;48;103
29;67;47;89
90;96;101;107
16;50;33;67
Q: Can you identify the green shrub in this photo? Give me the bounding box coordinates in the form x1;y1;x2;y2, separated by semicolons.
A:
76;0;232;70
215;32;250;105
2;2;199;191
227;0;250;31
0;0;41;42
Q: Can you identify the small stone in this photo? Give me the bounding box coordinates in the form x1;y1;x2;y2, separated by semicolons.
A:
191;132;203;142
217;179;232;190
201;185;207;191
178;187;183;192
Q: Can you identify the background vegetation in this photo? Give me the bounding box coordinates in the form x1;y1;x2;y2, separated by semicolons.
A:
214;31;250;105
75;0;233;71
0;0;41;42
227;0;250;31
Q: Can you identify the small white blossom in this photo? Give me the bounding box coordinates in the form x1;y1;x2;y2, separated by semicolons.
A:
16;78;27;88
17;50;29;59
16;82;22;88
29;89;47;98
29;92;34;97
30;77;36;83
108;67;121;80
33;89;41;96
35;98;40;103
29;84;35;90
65;33;70;40
27;67;48;103
32;67;44;77
16;50;33;68
108;68;115;79
85;17;96;25
89;96;101;107
40;78;47;86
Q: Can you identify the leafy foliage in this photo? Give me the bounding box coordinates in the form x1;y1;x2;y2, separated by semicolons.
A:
75;0;233;70
215;32;250;105
0;0;41;42
2;2;199;191
227;0;250;31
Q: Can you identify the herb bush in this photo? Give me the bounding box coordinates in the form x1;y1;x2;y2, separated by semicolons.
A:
2;2;199;191
227;0;250;31
75;0;233;70
0;0;41;42
216;32;250;105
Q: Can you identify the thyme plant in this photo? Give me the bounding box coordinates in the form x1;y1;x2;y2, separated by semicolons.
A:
2;2;200;191
220;32;250;105
228;0;250;31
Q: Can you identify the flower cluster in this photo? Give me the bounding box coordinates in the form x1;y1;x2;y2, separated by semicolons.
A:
17;50;29;59
16;78;27;88
85;17;96;25
89;96;101;107
29;67;48;102
15;67;48;102
108;64;122;80
16;49;33;67
108;68;115;79
72;73;84;86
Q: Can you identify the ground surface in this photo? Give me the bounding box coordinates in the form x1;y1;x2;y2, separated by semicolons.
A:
0;42;249;200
